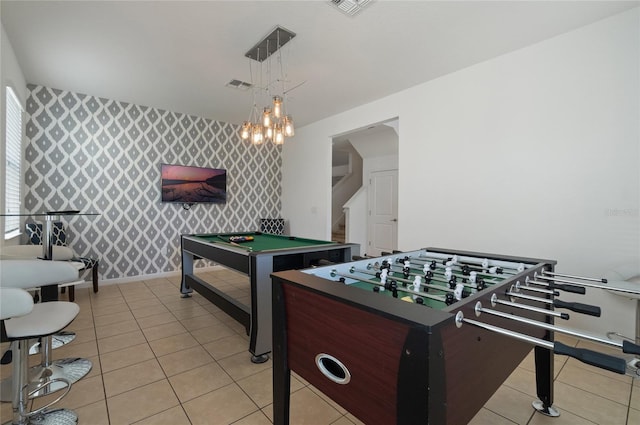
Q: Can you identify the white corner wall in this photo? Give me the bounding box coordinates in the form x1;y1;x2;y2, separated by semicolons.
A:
282;8;639;336
1;23;27;246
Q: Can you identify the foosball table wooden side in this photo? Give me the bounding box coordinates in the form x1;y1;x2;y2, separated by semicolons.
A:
271;265;551;425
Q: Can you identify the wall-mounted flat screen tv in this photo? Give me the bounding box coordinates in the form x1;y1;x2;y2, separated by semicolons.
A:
161;163;227;204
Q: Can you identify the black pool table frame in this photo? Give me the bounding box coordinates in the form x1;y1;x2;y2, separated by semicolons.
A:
180;233;359;362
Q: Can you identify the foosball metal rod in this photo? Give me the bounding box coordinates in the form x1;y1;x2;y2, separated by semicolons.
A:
525;276;586;294
384;264;494;290
475;302;640;355
505;290;601;317
402;257;515;280
536;274;640;297
420;251;531;272
415;255;524;275
350;267;456;294
542;271;608;284
454;311;627;375
331;271;447;303
421;263;505;284
419;271;495;290
490;294;569;320
513;281;558;296
393;260;506;284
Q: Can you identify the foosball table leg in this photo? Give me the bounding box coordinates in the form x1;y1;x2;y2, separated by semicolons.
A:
272;280;290;425
533;345;560;417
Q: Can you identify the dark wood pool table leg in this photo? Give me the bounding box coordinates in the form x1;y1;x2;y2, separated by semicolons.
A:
180;238;194;298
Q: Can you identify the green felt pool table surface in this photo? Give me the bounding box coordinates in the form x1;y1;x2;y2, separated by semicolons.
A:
191;232;337;252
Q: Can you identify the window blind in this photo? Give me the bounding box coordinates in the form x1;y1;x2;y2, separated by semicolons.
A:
4;86;23;238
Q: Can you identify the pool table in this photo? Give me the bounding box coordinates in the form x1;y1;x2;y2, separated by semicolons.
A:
180;231;359;362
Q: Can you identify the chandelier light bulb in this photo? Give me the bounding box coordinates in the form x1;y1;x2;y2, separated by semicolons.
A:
240;121;251;140
274;123;284;145
262;107;272;127
251;123;264;145
265;124;274;141
283;115;295;137
272;96;283;118
274;133;284;145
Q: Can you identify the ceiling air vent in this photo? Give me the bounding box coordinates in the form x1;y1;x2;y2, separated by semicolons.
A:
226;79;253;91
329;0;373;17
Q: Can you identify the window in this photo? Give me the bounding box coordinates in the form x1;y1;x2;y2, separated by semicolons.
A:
4;86;23;239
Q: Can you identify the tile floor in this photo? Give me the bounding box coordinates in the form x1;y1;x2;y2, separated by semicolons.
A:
1;268;639;424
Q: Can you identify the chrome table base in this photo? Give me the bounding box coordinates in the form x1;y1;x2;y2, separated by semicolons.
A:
28;332;76;355
0;358;92;402
19;407;78;425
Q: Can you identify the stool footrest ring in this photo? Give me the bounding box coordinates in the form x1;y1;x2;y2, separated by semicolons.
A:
25;377;71;418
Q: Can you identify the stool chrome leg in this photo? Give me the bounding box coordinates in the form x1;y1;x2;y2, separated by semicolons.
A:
29;332;77;355
12;339;78;425
0;336;92;402
29;336;92;399
28;291;77;354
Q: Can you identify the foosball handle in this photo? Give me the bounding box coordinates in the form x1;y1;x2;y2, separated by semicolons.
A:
553;300;601;317
554;341;626;374
623;340;640;355
549;283;586;294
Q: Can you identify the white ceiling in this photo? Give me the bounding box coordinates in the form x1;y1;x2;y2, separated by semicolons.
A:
2;1;637;128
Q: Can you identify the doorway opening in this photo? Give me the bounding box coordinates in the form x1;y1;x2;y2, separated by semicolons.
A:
330;118;399;256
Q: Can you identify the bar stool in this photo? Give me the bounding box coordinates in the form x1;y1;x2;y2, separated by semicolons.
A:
0;261;81;425
0;246;84;353
0;260;92;404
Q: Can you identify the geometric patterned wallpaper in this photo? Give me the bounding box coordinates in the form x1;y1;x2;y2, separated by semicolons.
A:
23;84;282;280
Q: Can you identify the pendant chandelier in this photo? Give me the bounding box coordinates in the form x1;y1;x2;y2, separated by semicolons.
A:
240;26;296;145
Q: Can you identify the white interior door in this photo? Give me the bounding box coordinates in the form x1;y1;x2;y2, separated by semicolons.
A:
368;169;398;256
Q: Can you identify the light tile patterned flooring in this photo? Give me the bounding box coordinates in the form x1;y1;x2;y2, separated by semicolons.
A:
1;268;639;424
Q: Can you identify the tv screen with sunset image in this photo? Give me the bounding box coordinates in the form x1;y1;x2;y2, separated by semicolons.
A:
161;164;227;203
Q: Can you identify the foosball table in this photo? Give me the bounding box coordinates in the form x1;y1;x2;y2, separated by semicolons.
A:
271;248;640;425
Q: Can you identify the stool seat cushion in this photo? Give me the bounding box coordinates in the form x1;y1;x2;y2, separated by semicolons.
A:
4;302;80;339
0;287;34;320
0;260;79;290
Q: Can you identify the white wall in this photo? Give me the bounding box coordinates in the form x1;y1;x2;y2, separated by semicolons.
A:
282;101;401;239
1;23;27;114
344;187;367;250
331;143;362;231
282;8;640;336
1;23;27;246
